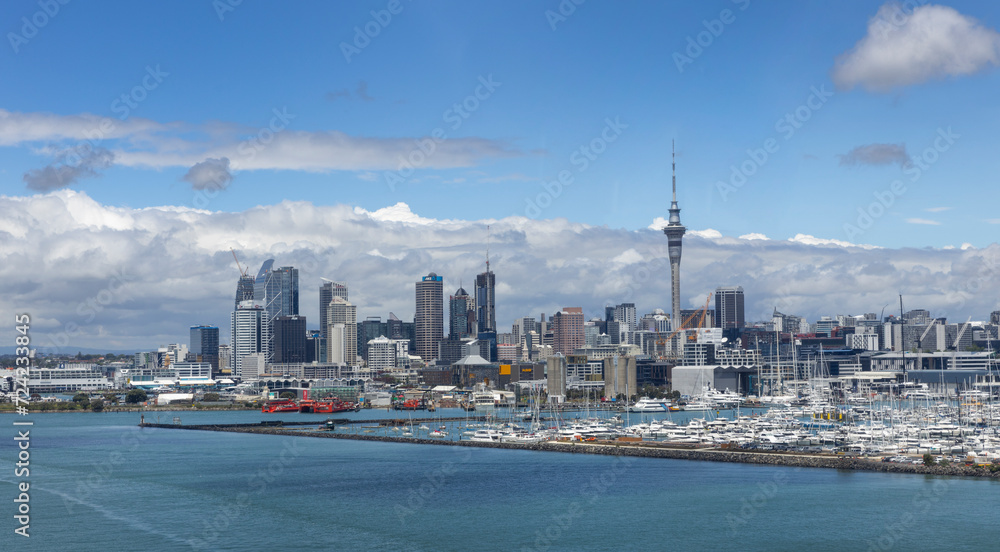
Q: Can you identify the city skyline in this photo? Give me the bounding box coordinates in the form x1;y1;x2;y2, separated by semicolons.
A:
3;2;1000;350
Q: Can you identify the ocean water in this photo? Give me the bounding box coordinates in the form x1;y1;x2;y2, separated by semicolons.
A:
2;410;999;551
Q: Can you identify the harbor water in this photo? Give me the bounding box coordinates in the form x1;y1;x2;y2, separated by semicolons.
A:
2;410;999;551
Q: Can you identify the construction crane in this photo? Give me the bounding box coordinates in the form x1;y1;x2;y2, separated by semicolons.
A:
952;316;972;351
230;248;248;277
656;293;712;358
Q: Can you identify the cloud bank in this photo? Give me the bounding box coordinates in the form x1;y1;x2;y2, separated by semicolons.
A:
2;191;997;351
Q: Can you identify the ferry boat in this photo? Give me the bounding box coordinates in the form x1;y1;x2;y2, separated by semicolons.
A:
262;399;299;413
472;391;497;412
628;397;669;413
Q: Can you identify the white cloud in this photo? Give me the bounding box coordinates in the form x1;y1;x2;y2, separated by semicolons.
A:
2;191;997;351
961;242;975;250
832;3;1000;91
647;216;669;230
906;218;941;225
354;202;439;225
611;249;644;265
0;109;526;186
925;207;951;213
739;233;769;241
688;229;723;239
788;233;879;249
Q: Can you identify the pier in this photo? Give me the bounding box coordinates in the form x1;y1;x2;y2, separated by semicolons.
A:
138;419;1000;479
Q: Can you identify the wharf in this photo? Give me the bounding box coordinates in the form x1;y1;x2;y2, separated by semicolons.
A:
138;420;1000;479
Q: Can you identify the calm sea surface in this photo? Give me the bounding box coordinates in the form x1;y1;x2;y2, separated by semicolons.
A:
2;409;999;551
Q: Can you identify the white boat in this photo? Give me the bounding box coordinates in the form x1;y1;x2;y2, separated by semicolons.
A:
471;391;496;412
629;397;669;413
467;429;503;442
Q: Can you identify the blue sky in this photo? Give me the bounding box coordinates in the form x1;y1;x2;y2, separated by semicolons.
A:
4;1;1000;349
3;0;999;248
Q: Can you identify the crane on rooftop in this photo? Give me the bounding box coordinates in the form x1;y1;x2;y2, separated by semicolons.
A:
231;248;248;277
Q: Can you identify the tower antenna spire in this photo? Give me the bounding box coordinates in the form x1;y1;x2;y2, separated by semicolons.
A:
672;140;677;202
486;225;491;272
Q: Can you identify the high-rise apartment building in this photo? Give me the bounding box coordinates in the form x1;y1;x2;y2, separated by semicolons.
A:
415;272;444;362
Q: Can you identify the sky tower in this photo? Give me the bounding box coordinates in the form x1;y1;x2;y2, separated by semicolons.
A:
663;141;686;326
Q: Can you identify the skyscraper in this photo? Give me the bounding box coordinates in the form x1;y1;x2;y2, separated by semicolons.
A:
415;272;443;362
552;307;584;355
327;297;357;365
272;315;307;363
449;286;473;339
253;260;298;362
235;275;255;309
715;286;745;330
253;260;299;321
231;302;268;380
189;325;219;374
319;280;348;345
475;270;495;333
662;142;686;325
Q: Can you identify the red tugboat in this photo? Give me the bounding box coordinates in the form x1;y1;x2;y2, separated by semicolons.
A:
261;399;299;413
305;398;360;413
393;398;424;411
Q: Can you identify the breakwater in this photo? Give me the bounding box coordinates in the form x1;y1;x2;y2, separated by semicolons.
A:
138;421;1000;479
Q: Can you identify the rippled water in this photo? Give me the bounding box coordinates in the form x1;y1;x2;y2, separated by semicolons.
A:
1;410;998;551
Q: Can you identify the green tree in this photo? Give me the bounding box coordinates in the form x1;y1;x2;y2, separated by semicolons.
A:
922;453;936;466
103;393;119;405
72;393;90;403
279;391;296;400
126;389;148;404
91;399;105;412
202;393;220;402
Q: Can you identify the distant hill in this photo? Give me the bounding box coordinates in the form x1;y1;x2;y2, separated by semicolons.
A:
0;346;140;356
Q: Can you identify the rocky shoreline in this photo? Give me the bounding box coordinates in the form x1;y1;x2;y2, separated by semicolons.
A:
139;422;1000;479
